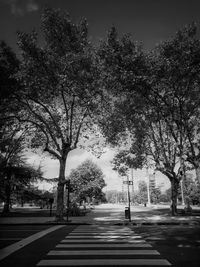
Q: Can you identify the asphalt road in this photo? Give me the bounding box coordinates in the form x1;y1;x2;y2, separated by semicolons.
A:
0;204;200;266
0;224;200;266
0;224;76;266
132;225;200;267
0;225;54;249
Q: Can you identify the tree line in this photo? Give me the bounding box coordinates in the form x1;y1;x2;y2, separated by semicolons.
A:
105;174;200;206
0;7;200;220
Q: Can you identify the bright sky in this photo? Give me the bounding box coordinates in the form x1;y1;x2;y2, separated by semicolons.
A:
1;0;197;192
26;147;170;192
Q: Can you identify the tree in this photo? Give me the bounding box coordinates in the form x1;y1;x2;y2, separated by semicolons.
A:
104;190;126;203
0;123;25;212
69;159;106;204
149;24;200;183
13;8;104;220
178;174;200;205
150;187;161;204
0;161;43;213
0;40;20;116
159;192;171;203
143;24;200;213
98;24;200;215
137;181;148;204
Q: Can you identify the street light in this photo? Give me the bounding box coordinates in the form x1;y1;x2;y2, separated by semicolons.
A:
127;152;135;198
65;180;70;222
123;176;133;222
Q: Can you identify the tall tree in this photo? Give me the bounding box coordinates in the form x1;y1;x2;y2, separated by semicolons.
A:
98;25;196;215
14;8;104;220
0;40;20;114
149;24;200;183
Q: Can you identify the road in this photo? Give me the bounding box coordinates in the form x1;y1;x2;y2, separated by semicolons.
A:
133;225;200;267
0;204;200;266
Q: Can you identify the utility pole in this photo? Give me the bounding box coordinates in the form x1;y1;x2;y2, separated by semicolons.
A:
180;179;185;206
65;180;70;222
127;175;131;222
146;168;151;206
123;175;132;221
131;167;134;196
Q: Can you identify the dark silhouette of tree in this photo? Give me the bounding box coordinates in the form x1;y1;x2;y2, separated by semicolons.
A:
12;8;105;220
98;24;200;215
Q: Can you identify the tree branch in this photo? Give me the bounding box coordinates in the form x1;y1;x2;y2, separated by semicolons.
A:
29;97;65;143
69;94;76;143
18;98;61;154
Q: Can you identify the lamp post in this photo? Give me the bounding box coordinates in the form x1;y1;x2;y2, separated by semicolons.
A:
180;179;185;206
127;175;131;222
146;168;152;206
123;176;132;221
65;180;70;222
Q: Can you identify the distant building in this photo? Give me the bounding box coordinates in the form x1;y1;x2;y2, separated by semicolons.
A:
149;174;156;191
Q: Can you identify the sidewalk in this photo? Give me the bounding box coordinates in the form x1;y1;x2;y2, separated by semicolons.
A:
0;204;200;226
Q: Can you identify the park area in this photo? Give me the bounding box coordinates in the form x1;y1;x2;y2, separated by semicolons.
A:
1;203;200;225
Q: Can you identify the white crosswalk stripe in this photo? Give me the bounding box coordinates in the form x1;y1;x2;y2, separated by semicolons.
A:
47;249;160;255
56;243;152;248
37;225;172;266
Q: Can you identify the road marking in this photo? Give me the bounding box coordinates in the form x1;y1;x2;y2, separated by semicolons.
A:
37;259;171;266
65;235;142;239
36;225;171;266
70;231;132;234
70;230;134;233
0;229;40;232
48;249;160;255
60;239;148;243
56;243;152;248
0;225;64;261
0;240;22;241
69;232;132;234
73;228;131;230
69;232;133;236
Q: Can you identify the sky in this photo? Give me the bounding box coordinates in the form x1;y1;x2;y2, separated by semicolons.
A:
0;0;199;192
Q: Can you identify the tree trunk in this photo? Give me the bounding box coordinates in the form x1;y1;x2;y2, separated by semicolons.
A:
3;175;11;213
170;178;179;216
56;156;67;221
195;164;200;184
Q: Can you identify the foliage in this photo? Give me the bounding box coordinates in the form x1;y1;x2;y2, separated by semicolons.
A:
0;41;20;115
98;26;148;145
111;136;146;177
0;161;43;212
178;174;200;205
104;190;126;203
13;8;107;220
16;8;103;157
150;187;161;204
68;159;106;203
98;23;200;215
137;181;148;204
149;23;200;182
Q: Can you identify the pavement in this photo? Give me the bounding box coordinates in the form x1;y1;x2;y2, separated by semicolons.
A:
0;203;200;226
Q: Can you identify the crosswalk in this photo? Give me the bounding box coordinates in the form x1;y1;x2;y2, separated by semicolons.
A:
37;225;172;266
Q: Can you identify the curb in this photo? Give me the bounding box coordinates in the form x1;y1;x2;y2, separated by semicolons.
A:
0;222;91;226
1;221;200;226
116;221;200;226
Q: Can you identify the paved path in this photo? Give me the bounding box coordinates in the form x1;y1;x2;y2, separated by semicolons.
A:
37;225;172;266
1;204;200;225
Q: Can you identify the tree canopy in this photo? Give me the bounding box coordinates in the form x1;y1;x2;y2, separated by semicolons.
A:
69;159;106;203
7;8;107;220
97;23;200;215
